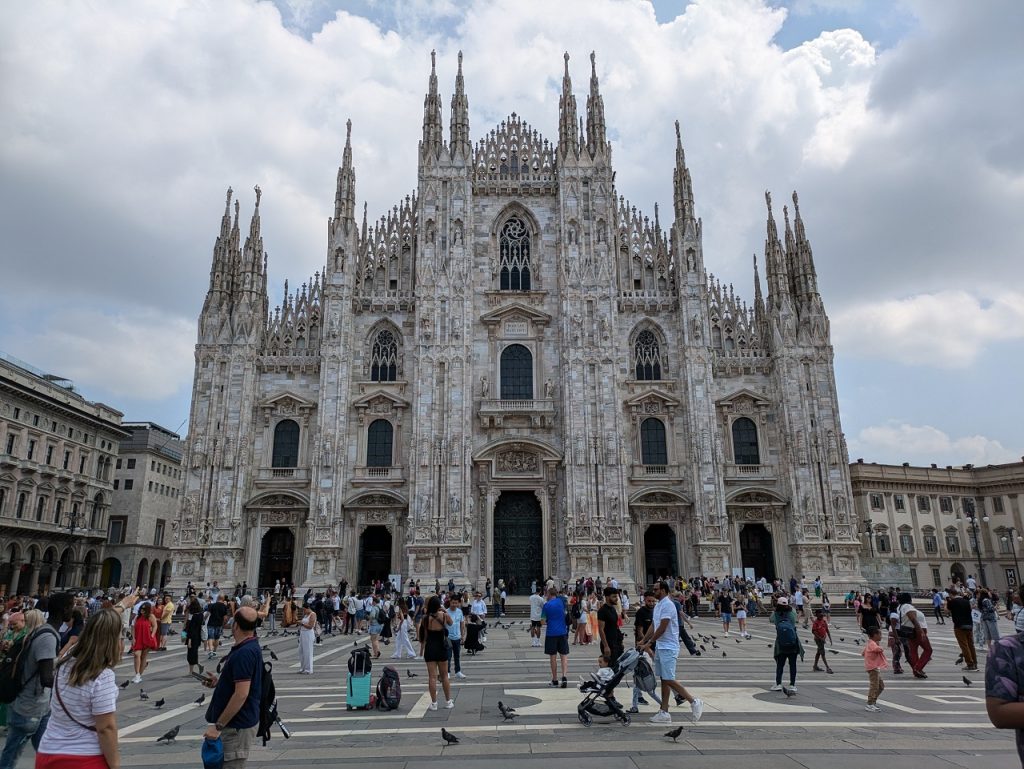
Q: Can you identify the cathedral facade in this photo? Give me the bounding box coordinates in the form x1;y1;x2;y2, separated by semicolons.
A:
169;52;862;594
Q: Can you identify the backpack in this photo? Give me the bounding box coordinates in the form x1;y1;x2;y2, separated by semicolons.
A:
775;613;799;652
633;655;657;695
375;666;401;710
256;660;285;746
347;646;372;676
0;626;59;704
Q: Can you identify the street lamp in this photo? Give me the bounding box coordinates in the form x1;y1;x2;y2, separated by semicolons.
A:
1001;527;1022;592
63;507;87;534
963;498;989;586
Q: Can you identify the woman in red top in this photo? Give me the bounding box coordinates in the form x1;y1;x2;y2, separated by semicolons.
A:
131;603;159;683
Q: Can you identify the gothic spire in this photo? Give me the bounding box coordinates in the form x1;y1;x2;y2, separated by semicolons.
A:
783;202;799;299
585;51;607;159
763;191;790;311
334;119;356;225
449;50;471;160
672;120;695;224
558;52;579;160
791;190;820;300
207;187;234;296
420;49;444;161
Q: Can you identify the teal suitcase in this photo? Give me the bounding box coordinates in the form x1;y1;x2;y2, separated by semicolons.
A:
347;672;372;709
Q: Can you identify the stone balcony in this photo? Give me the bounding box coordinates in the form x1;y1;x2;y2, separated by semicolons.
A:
253;467;311;486
630;464;684;482
478;398;556;429
723;463;777;482
351;465;406;486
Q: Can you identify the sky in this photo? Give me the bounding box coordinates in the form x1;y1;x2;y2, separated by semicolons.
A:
1;0;1022;467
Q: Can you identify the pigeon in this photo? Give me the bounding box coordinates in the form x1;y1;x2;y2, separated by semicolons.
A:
665;725;684;742
139;689;149;700
712;643;720;650
710;634;717;640
407;670;418;678
498;700;516;713
119;679;131;689
839;637;845;642
262;644;271;650
962;676;972;686
721;651;727;657
767;644;773;648
735;638;741;644
156;725;180;744
269;650;279;661
782;686;796;698
194;694;206;705
828;649;839;655
154;698;165;709
700;644;707;652
854;639;861;646
498;704;518;721
441;728;459;745
955;655;964;666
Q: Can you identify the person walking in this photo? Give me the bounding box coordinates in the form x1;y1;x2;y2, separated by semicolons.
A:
629;592;662;714
35;608;123;769
201;606;263;769
979;589;1001;651
446;593;467;679
811;608;834;674
597;587;624;699
734;593;750;639
541;586;570;688
638;581;703;725
887;605;907;675
529;585;545;648
390;605;417;660
718;590;733;636
367;597;383;659
985;614;1024;768
946;588;978;672
930;589;946;625
297;604;316;674
419;595;454;710
131;602;159;684
770;596;804;692
158;594;175;651
896;592;931;678
185;598;205;676
862;626;889;712
0;594;71;769
206;595;229;660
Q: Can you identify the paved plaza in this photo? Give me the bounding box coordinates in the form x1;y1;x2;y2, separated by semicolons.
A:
10;612;1014;769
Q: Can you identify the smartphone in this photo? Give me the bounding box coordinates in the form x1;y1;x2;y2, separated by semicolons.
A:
191;672;211;683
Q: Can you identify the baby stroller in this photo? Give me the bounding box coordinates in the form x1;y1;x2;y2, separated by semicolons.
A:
576;648;640;727
465;615;486;655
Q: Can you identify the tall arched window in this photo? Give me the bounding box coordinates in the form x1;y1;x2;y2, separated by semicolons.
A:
640;418;668;466
16;493;26;519
35;497;46;522
91;493;103;529
272;420;300;468
369;328;398;382
499;217;531;290
500;344;533;399
633;329;664;380
732;417;760;465
366;419;393;467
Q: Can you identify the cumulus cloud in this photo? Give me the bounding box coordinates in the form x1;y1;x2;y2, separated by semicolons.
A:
849;423;1021;467
832;290;1024;367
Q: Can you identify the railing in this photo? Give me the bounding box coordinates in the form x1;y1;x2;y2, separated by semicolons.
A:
723;463;776;480
479;399;555;412
352;466;405;482
255;467;310;481
630;464;682;481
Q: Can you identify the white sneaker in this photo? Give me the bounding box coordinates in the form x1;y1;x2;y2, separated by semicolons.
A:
455;672;467;679
649;710;672;724
445;699;455;709
428;701;438;711
691;698;704;723
865;704;880;712
132;674;142;684
770;684;782;691
788;686;798;692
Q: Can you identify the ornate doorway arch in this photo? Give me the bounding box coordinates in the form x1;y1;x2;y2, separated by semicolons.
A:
259;527;295;589
492;491;543;594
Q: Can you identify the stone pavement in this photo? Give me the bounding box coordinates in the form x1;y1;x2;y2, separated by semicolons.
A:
9;612;1016;768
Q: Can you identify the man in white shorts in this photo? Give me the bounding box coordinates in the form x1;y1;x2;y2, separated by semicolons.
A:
639;580;704;725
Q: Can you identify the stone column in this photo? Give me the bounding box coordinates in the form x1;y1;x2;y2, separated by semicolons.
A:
8;562;22;595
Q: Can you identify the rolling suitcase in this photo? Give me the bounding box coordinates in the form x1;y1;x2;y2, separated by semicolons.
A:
346;672;372;710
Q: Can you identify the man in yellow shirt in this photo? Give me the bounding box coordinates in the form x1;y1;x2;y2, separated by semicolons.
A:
158;593;175;650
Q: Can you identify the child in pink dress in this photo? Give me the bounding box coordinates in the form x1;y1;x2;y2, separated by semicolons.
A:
862;626;889;712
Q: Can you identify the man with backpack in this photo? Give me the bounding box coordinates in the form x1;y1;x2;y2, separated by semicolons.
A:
770;596;804;692
0;592;71;769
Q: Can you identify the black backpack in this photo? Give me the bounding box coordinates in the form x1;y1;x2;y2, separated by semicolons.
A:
375;665;401;710
347;646;372;676
256;660;286;746
0;626;59;704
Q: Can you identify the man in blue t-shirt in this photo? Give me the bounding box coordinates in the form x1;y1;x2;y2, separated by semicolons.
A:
540;587;569;688
203;606;263;767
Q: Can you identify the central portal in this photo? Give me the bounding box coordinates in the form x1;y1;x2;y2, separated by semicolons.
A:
259;527;295;590
492;490;542;595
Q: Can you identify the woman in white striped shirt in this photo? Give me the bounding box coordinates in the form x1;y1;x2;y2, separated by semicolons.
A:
36;608;122;769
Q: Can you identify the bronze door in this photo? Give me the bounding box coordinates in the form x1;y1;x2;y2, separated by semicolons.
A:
493;491;543;595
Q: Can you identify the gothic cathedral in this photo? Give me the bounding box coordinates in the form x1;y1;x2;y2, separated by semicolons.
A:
169;52;862;593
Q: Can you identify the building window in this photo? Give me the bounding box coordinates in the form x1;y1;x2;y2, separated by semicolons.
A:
35;496;46;522
5;434;15;455
32;415;39;427
15;492;26;519
53;498;63;524
148;481;152;491
13;408;19;420
124;479;133;491
154;520;165;547
968;532;979;554
994;497;1005;513
499;344;533;400
113;479;119;490
640;418;668;466
271;419;300;468
939;496;953;513
931;568;941;587
875;534;890;553
910;568;918;588
945;532;960;554
498;216;531;290
91;494;103;529
366;419;393;467
79;456;86;473
731;417;760;465
917;495;931;512
63;450;71;470
899;533;915;553
633;330;664;380
45;446;53;465
108;516;127;544
924;533;938;553
894;495;905;511
869;493;884;511
369;329;399;382
1000;536;1013;555
27;440;35;461
116;458;122;469
126;458;136;469
0;487;6;514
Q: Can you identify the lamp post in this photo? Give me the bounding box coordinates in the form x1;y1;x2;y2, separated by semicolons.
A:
1001;526;1022;592
63;507;87;534
963;498;988;587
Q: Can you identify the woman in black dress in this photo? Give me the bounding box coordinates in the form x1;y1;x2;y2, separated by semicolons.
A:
419;595;453;710
184;598;205;676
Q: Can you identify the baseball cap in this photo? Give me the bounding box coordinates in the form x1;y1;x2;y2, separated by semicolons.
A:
776;596;789;606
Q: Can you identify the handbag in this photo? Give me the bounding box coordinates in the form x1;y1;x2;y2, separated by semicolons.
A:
201;623;209;642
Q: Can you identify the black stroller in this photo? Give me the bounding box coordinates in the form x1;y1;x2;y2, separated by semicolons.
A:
576;648;640;727
464;614;486;655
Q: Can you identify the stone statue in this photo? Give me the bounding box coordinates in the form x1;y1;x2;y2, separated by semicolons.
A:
480;375;489;398
191;437;204;469
217;491;230;527
223;437;233;469
453;221;463;246
318;495;330;526
329;310;340;338
544;379;554;399
322;437;333;468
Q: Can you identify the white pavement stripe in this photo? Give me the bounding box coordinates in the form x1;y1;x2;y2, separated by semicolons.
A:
120;702;202;736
